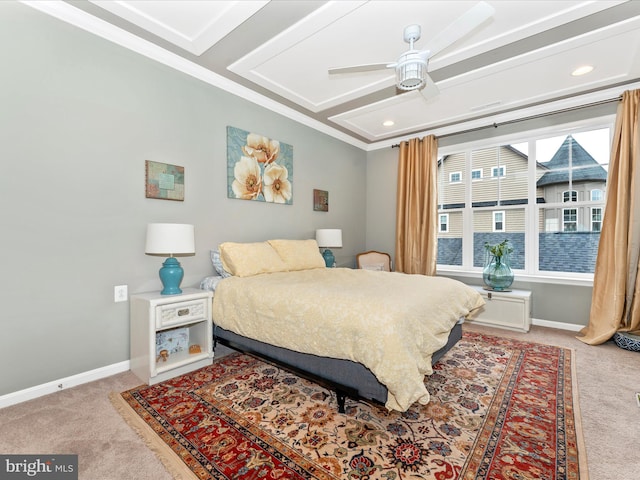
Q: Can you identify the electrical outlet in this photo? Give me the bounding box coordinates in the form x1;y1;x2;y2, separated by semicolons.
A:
114;285;128;303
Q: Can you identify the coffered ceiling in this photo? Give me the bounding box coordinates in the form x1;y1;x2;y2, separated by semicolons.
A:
26;1;640;148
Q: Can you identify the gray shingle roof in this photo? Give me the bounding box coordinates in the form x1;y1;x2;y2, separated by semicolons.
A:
536;135;607;187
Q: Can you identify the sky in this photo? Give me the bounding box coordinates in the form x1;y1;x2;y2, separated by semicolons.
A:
511;128;610;166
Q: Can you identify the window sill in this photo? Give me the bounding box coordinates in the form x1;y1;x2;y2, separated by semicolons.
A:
436;267;594;288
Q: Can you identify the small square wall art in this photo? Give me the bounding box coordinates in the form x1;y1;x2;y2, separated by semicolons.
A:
226;126;293;204
145;160;184;201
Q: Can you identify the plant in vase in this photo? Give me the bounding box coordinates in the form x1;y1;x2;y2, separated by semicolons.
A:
483;239;514;291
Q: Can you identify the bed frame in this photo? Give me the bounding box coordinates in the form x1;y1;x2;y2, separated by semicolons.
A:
213;321;463;412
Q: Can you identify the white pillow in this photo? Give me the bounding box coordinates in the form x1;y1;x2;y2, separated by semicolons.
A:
210;250;232;278
200;275;224;292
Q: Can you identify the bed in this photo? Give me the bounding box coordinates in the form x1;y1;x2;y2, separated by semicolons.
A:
204;239;485;412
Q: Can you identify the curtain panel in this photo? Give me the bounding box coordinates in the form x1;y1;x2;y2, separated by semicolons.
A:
579;89;640;345
395;136;438;275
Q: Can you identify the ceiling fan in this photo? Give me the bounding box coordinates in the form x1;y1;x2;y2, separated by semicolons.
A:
328;2;495;98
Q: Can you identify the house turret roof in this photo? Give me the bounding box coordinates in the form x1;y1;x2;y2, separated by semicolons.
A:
536;135;607;187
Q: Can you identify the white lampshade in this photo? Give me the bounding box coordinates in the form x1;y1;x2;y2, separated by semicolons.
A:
315;229;342;248
145;223;195;256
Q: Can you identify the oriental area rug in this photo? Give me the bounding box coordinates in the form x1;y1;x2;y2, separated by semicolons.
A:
111;332;587;480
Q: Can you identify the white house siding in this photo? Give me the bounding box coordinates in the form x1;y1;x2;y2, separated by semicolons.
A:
438;210;463;238
438;152;465;207
473;208;526;233
541;181;606;231
470;147;529;205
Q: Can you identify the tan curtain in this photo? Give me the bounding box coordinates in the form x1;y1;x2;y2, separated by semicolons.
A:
395;135;438;275
578;89;640;345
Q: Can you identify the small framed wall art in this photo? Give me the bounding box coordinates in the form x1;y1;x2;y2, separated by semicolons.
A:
313;189;328;212
145;160;185;201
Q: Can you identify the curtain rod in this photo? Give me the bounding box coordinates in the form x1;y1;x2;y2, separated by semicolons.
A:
391;95;622;148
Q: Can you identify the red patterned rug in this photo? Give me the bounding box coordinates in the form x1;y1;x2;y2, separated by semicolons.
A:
112;331;587;479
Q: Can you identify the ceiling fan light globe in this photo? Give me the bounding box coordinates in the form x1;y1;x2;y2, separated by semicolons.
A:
396;61;426;91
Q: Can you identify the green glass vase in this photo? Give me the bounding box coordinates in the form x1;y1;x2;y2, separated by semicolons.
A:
482;254;514;291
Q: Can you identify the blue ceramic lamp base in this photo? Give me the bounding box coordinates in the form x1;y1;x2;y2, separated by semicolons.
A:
322;249;335;268
159;257;184;295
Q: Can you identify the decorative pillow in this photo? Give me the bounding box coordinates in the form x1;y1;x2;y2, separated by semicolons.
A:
362;263;385;271
268;239;325;271
200;275;224;292
210;250;232;278
219;241;287;277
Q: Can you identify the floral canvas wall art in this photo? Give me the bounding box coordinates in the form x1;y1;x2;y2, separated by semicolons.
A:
226;126;293;204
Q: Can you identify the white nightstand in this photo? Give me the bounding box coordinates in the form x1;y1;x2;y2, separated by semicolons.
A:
130;288;213;384
466;285;532;332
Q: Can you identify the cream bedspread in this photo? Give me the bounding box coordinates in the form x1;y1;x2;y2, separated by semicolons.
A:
212;268;484;411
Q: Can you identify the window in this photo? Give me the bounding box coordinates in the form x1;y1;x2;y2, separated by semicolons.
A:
449;171;462;183
493;211;505;232
563;208;577;231
439;214;449;233
563;190;577;202
437;123;611;278
591;207;602;232
437;152;465;266
491;166;506;177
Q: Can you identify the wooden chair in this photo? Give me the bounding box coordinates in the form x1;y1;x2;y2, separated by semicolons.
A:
356;250;392;272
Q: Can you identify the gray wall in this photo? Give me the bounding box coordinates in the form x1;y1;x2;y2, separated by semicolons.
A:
0;3;366;396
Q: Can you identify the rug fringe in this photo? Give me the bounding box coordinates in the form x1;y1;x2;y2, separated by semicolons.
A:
568;348;590;480
109;392;199;480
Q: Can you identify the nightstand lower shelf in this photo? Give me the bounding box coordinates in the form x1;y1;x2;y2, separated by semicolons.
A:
130;288;214;385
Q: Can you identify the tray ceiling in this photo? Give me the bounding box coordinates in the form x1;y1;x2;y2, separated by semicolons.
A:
29;1;640;148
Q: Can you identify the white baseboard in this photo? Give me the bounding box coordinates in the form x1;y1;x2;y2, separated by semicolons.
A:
0;360;130;410
532;318;584;332
1;319;584;409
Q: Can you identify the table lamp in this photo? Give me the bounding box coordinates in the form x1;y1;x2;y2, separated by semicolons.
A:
315;229;342;267
145;223;195;295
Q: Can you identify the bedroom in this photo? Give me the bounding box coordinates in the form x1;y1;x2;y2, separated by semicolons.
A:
1;1;638;479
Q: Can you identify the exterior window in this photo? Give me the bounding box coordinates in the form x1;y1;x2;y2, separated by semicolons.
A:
491;166;506;177
563;208;577;231
436;152;465;267
437;124;610;276
591;207;602;232
439;214;449;233
450;171;462;183
493;211;505;232
563;190;577;202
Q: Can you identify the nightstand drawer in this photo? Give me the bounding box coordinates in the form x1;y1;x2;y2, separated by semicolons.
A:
155;299;208;329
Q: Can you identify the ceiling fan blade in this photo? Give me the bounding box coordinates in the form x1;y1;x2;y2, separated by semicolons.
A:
419;74;440;101
328;63;392;75
425;1;495;58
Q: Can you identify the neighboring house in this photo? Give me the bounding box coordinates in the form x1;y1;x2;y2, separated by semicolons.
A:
536;135;607;233
437;136;607;272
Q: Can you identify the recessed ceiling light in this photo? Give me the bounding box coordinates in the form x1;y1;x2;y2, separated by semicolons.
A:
571;65;594;76
383;120;395;127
